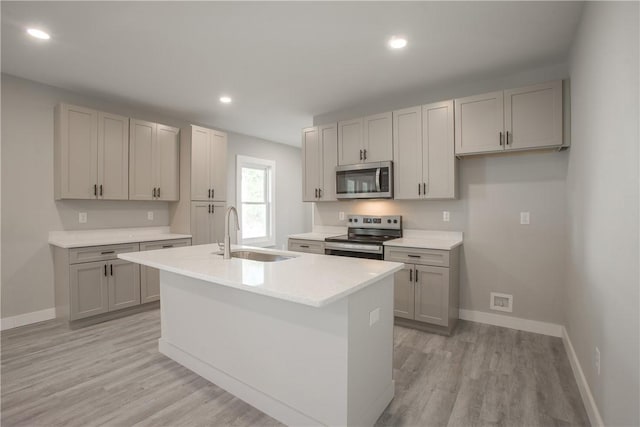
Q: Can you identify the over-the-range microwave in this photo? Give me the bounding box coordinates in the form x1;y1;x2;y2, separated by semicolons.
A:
336;161;393;200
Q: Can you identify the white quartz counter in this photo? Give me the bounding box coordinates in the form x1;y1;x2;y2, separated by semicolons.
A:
383;230;463;250
49;226;192;248
288;225;346;242
118;244;403;307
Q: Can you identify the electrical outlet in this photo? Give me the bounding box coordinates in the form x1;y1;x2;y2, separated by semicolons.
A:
490;292;513;312
595;347;600;375
339;211;345;221
443;211;450;222
520;211;530;225
147;211;154;221
78;212;87;224
369;307;380;326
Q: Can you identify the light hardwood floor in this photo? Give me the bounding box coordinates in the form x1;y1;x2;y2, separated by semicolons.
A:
1;309;589;426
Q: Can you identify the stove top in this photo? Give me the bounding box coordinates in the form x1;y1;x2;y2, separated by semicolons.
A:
324;215;402;246
325;234;398;245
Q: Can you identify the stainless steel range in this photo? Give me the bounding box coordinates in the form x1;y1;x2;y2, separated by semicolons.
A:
324;215;402;260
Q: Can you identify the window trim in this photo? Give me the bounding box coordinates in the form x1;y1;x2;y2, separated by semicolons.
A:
236;155;276;247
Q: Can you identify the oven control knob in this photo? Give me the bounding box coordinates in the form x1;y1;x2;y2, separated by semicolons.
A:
387;219;392;224
348;218;352;222
393;219;398;224
354;218;358;223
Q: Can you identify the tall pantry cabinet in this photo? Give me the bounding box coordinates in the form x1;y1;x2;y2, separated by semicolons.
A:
169;125;228;245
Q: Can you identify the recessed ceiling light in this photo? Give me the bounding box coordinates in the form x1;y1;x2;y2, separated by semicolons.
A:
219;96;232;104
388;36;407;49
27;28;50;40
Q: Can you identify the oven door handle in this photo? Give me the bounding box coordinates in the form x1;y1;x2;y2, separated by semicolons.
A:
375;167;381;192
324;242;383;254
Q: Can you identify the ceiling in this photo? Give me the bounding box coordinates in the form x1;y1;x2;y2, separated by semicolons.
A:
1;1;584;146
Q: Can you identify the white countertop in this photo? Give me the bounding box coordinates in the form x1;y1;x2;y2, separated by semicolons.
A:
383;230;463;250
118;244;403;308
288;225;346;242
49;226;192;248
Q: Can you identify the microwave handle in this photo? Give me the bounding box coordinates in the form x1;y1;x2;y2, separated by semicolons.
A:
375;168;381;192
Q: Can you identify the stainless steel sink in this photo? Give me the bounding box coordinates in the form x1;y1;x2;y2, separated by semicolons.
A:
228;250;293;262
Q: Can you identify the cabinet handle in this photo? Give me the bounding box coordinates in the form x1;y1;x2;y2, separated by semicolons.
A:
208;189;211;198
300;245;310;248
418;183;421;195
423;183;426;195
94;184;97;197
415;270;419;281
318;188;322;198
157;187;160;198
212;188;214;199
407;254;421;258
499;131;503;146
162;245;174;248
99;184;103;196
506;131;511;146
101;250;115;255
409;269;413;282
359;149;363;161
315;188;318;198
212;205;215;214
153;188;156;198
104;264;107;277
208;204;211;214
364;149;367;160
110;264;113;276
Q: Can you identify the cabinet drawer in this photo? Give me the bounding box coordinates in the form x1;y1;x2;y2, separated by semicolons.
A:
384;246;449;267
69;243;140;264
140;238;191;251
288;239;325;255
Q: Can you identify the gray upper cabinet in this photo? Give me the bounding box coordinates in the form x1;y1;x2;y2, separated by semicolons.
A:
455;80;563;156
338;113;393;165
394;101;456;200
190;125;227;202
302;124;338;202
191;202;225;245
129;119;180;201
55;104;129;200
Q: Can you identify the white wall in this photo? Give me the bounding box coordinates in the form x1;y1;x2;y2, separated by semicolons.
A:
565;2;639;425
1;74;307;319
313;63;571;325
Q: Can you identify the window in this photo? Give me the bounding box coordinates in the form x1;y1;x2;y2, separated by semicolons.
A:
236;155;275;247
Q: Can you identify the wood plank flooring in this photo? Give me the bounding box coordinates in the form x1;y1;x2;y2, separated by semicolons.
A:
1;309;589;426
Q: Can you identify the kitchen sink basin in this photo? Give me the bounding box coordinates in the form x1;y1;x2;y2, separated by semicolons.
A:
225;250;294;262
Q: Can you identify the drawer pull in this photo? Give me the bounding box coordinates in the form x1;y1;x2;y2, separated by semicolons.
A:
110;264;113;276
104;264;107;276
300;245;310;248
409;269;413;282
162;245;174;248
101;251;115;255
407;254;421;258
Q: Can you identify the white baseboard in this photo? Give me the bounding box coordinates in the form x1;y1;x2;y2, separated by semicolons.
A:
562;327;604;427
459;309;563;337
0;308;56;331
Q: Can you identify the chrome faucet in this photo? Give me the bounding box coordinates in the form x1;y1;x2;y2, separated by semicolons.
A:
223;206;240;259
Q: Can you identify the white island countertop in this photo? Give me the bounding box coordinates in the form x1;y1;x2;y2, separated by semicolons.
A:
118;244;403;307
49;226;191;248
288;225;346;242
383;230;463;250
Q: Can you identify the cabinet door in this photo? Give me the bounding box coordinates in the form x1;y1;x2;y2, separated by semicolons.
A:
108;260;140;311
140;239;191;303
301;127;320;202
337;118;363;165
210;202;226;244
363;112;393;162
97;112;129;200
59;104;98;199
414;265;449;327
454;91;504;155
319;123;338;201
394;265;415;320
393;106;423;200
504;80;563;151
190;126;211;201
423;100;456;199
210;130;228;201
156;124;180;201
69;261;108;320
129;119;156;200
191;202;212;245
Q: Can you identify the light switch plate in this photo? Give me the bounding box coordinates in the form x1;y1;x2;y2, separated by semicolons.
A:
78;212;87;224
520;212;530;225
339;211;345;221
369;307;380;326
147;211;154;221
443;211;450;222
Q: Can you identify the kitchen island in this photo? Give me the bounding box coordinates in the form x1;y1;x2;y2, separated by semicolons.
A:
119;244;403;426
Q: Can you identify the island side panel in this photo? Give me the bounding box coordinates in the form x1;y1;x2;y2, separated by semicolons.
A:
158;271;350;426
347;275;395;426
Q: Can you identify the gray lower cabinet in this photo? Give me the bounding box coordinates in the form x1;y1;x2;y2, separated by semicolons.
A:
385;246;460;335
69;261;110;319
287;238;325;254
108;259;141;311
139;238;191;303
